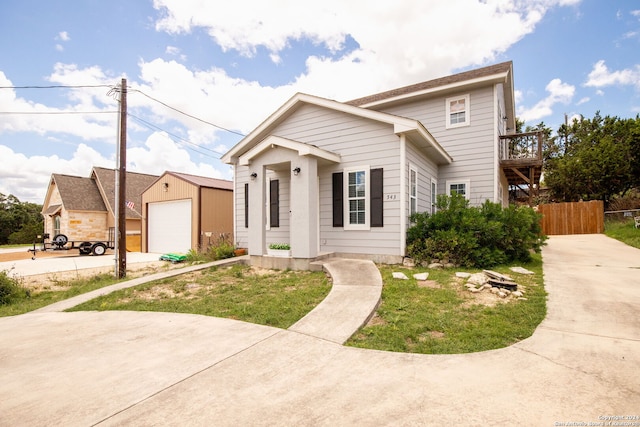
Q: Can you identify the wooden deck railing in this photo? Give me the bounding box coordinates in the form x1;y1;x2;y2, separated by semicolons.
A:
499;131;543;164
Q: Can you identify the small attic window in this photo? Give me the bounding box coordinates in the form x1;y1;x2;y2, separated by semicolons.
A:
446;94;470;129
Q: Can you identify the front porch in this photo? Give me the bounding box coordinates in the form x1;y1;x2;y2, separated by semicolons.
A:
499;131;544;206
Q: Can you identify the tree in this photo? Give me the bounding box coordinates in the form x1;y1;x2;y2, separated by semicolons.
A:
0;193;43;245
543;113;640;206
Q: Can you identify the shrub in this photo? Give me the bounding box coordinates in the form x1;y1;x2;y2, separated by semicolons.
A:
407;194;546;268
268;243;291;250
0;270;30;305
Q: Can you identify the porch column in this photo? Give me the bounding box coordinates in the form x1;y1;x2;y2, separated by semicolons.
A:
247;165;266;256
290;156;318;259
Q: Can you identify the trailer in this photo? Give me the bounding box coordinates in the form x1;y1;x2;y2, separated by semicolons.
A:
29;229;116;259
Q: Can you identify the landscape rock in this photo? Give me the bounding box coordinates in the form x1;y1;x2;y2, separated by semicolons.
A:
428;263;444;269
413;272;429;281
510;266;534;275
467;273;488;286
512;291;523;298
403;258;415;267
456;272;471;279
392;272;409;280
498;291;507;298
469;287;481;293
444;263;455;268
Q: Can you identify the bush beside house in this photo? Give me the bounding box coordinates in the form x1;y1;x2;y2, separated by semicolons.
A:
407;194;546;268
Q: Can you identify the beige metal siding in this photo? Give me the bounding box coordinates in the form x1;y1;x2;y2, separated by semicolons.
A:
200;187;234;243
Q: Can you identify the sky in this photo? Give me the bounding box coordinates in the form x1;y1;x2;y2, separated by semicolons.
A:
1;0;639;204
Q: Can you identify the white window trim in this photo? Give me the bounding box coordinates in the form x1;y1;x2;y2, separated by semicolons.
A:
344;166;370;231
445;94;470;129
447;179;471;200
431;178;438;214
409;164;418;218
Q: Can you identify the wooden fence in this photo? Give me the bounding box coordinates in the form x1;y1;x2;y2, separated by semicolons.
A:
538;200;604;235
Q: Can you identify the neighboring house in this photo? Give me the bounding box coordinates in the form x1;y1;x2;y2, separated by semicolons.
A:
41;167;159;251
141;171;234;254
221;61;543;269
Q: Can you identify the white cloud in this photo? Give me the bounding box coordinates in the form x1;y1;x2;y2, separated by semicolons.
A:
585;60;640;89
0;143;112;203
518;78;575;122
57;31;70;41
127;132;229;179
0;70;117;141
152;0;572;97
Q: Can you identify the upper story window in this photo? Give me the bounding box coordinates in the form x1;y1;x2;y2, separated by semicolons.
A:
446;94;470;129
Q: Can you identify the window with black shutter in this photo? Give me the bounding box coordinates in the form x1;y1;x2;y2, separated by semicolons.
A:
269;179;279;228
244;183;249;228
332;172;343;227
370;168;383;227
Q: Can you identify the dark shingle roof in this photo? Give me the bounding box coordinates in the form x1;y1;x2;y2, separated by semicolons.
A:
52;174;107;212
346;61;513;107
166;171;233;190
92;167;159;219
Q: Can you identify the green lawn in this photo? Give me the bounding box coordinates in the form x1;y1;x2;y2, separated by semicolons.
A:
605;219;640;249
68;264;331;329
347;255;546;354
0;273;120;317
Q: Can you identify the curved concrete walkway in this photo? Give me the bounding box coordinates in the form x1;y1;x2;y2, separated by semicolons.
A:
0;235;639;426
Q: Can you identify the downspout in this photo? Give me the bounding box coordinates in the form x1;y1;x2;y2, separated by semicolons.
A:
399;134;407;257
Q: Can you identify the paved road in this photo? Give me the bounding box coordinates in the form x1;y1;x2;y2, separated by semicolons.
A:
0;235;638;426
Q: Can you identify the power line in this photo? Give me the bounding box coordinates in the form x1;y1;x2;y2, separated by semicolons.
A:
0;83;247;138
0;111;117;115
0;84;113;89
128;113;224;158
131;89;246;137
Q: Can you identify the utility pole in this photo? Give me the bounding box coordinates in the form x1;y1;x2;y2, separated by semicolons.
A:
117;78;127;278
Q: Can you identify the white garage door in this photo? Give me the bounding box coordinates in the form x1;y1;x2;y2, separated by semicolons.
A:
148;199;192;254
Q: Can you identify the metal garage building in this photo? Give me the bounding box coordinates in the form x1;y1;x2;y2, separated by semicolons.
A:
142;171;233;254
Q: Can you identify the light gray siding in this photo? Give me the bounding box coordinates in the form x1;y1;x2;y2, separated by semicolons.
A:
376;86;498;205
274;104;403;256
406;140;438;218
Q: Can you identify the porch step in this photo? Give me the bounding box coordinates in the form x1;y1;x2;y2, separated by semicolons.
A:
289;258;382;344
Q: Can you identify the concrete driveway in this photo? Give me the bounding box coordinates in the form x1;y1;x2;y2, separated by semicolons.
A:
0;234;639;426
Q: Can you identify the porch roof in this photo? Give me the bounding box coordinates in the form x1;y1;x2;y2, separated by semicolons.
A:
239;136;341;166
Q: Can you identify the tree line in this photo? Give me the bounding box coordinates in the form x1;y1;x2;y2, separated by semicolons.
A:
525;112;640;209
0;193;43;245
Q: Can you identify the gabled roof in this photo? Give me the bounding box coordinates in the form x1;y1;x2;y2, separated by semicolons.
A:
222;92;452;165
159;171;233;190
92;167;159;219
346;61;514;109
239;136;341;166
49;174;107;212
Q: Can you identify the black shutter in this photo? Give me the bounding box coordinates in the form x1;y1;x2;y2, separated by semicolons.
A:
332;172;343;227
270;179;279;228
244;183;249;228
371;168;383;227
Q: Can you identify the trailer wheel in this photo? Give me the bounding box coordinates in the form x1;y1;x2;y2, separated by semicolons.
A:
79;242;92;255
52;234;68;248
92;243;107;256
